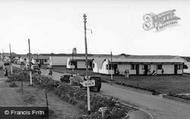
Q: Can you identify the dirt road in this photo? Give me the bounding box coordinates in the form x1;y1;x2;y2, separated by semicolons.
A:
40;68;190;119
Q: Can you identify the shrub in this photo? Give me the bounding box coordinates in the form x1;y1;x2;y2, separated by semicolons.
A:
32;73;133;119
7;71;29;82
107;107;127;119
9;82;18;87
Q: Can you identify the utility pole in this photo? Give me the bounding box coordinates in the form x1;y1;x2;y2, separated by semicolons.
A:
111;51;113;80
37;53;38;64
28;39;33;86
83;13;91;114
9;43;13;74
2;49;4;61
84;14;88;77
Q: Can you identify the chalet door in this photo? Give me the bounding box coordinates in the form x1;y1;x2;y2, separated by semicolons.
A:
40;59;43;65
113;64;118;75
144;64;148;75
136;64;139;75
174;64;178;74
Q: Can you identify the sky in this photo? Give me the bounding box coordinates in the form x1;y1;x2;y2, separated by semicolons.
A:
0;0;190;56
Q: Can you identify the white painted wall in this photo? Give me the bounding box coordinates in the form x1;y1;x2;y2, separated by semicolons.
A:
177;70;183;74
99;59;109;74
117;64;130;75
184;62;190;73
77;61;86;69
157;70;162;74
139;64;145;75
150;64;157;73
129;70;136;75
92;61;99;73
66;58;75;69
49;56;69;66
162;64;174;74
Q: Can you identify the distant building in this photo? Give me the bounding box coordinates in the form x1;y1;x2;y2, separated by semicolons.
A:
47;53;105;68
66;58;93;70
32;55;49;65
32;53;185;75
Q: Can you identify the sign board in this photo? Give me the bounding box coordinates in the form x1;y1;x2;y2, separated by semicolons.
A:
98;107;108;112
0;107;49;119
82;80;95;87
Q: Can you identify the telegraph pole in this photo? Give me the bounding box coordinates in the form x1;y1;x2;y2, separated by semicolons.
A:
2;49;4;61
83;14;91;114
84;14;88;77
28;39;33;86
110;51;113;80
9;43;13;74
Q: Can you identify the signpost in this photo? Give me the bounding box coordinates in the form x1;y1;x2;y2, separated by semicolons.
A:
81;80;95;87
28;39;33;86
9;44;13;74
110;51;113;81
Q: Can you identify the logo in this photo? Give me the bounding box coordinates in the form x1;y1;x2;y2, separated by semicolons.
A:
143;9;180;31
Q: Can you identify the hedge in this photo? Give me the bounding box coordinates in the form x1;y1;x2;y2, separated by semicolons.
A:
8;70;135;119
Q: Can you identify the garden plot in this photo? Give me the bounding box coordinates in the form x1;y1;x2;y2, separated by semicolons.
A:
0;70;82;119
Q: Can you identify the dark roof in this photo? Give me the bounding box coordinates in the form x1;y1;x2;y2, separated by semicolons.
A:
112;61;183;64
124;55;179;59
39;53;122;57
108;55;185;63
40;53;94;57
32;55;49;59
70;59;93;62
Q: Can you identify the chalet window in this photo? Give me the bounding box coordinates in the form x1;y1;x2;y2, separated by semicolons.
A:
44;59;47;62
157;65;162;70
70;61;75;65
106;64;109;70
92;63;95;68
178;64;183;70
106;64;114;70
131;64;136;70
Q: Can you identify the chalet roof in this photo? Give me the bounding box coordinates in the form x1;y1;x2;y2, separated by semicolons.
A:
70;59;94;61
108;55;185;63
32;55;49;59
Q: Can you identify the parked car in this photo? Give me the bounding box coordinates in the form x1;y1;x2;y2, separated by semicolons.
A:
4;62;10;66
80;76;102;92
60;73;73;83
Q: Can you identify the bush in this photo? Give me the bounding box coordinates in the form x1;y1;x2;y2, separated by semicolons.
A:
7;71;29;82
7;69;134;119
32;73;133;119
9;82;18;87
168;92;190;100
